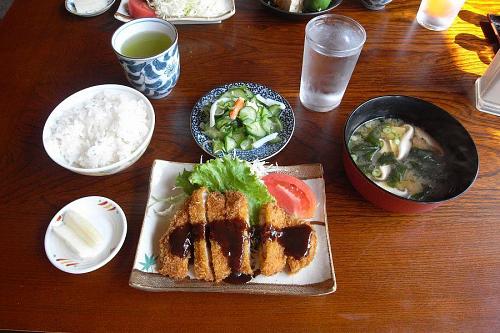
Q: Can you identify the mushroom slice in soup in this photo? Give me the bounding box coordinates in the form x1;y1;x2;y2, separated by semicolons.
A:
381;124;414;161
396;125;414;160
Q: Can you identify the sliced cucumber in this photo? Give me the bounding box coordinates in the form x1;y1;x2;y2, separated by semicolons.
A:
261;118;275;134
239;139;253;151
246;122;267;138
205;85;284;152
270;116;283;132
229;88;247;99
246;99;259;111
238;106;257;123
224;136;237;152
212;140;225;153
216;117;232;130
242;86;255;99
269;136;282;144
259;106;272;118
203;126;222;139
231;132;246;145
269;104;281;116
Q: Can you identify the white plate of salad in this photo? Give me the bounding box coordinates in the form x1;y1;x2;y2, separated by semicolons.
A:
191;82;295;161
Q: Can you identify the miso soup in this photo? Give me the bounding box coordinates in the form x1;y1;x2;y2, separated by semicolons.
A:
348;118;448;201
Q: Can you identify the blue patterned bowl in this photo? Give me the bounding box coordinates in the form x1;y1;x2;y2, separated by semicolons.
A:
191;82;295;161
360;0;392;10
112;18;180;99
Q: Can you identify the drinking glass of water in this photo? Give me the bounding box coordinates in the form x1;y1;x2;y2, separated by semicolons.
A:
416;0;466;31
299;14;366;112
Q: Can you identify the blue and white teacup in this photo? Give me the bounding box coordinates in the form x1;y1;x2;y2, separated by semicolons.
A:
112;18;180;99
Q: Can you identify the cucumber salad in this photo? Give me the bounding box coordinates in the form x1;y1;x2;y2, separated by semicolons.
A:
201;85;285;153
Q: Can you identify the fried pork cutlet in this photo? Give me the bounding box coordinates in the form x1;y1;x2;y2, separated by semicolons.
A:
207;191;252;282
188;187;214;281
225;191;252;276
259;202;317;276
158;202;191;280
259;202;288;276
206;192;227;281
286;218;317;274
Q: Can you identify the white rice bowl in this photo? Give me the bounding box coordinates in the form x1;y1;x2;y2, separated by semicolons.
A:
43;85;155;176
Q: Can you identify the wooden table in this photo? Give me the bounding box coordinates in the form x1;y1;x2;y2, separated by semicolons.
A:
1;0;499;331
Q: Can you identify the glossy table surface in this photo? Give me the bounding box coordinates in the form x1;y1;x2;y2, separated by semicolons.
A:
0;0;499;331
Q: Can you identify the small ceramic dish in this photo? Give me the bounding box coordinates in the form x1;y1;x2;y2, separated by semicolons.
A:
44;196;127;274
66;0;116;17
42;84;155;176
259;0;342;19
191;82;295;161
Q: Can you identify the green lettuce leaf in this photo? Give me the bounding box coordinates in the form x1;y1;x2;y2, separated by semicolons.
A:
175;169;196;194
175;156;273;225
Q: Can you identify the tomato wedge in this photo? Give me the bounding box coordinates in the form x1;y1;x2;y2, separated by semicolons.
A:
262;174;317;219
128;0;156;18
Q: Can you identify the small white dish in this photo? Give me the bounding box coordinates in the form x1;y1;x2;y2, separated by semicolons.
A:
45;196;127;274
66;0;116;17
42;84;155;176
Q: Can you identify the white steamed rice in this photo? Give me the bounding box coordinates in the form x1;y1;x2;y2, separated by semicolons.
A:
46;90;150;169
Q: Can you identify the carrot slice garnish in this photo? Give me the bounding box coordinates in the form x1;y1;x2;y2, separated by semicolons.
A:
229;97;245;120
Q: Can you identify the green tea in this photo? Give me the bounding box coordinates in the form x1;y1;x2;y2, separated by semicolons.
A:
121;31;172;58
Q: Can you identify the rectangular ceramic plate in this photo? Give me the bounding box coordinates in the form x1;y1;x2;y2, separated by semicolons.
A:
114;0;236;24
129;160;336;296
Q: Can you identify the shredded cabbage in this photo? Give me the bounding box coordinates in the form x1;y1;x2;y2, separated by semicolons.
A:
151;0;228;18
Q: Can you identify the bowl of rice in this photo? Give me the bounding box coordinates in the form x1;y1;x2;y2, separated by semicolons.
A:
43;84;155;176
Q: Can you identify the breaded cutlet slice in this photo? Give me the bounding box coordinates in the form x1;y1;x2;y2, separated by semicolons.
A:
259;202;287;276
158;202;190;280
188;187;214;281
225;191;252;276
259;202;317;275
206;192;228;282
207;191;253;282
286;220;317;274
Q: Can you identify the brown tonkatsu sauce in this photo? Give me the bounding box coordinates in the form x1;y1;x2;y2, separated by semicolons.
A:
224;273;253;284
191;224;205;242
169;224;207;258
261;224;313;260
168;224;192;258
168;217;313;282
209;218;247;273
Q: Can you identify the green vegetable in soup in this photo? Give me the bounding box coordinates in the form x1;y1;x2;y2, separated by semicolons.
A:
348;118;447;201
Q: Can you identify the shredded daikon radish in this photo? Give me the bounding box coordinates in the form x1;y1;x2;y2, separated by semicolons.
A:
151;0;228;18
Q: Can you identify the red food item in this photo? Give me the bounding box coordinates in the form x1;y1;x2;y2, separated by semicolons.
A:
128;0;156;18
262;174;317;219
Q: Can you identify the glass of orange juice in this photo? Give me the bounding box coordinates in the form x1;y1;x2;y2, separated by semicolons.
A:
416;0;465;31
